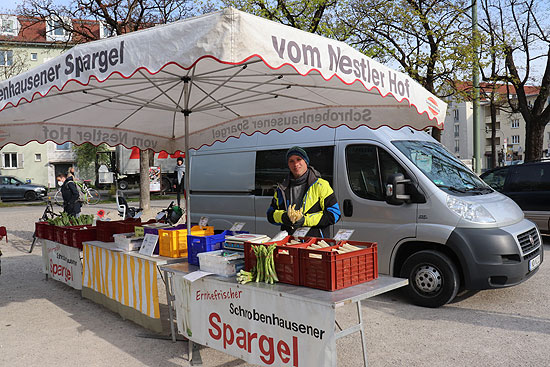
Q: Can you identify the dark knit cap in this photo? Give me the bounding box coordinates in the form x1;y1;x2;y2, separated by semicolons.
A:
176;157;184;163
286;146;309;165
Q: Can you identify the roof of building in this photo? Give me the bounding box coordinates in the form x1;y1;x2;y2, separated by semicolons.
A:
455;81;541;99
0;15;101;44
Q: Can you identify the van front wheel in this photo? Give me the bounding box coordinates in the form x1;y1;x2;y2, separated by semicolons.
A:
400;250;459;308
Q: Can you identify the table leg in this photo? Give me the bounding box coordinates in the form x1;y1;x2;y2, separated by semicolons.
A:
334;301;369;367
164;270;177;343
357;300;368;367
189;340;203;366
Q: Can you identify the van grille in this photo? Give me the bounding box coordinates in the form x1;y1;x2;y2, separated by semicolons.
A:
517;228;540;256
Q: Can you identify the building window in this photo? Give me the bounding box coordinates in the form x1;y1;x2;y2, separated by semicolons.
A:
511;119;520;128
454;139;460;153
2;152;18;168
454;109;459;122
512;135;520;144
46;17;71;41
99;22;114;38
0;50;13;66
35;153;42;161
0;16;20;36
56;142;71;150
31;53;38;61
454;124;459;137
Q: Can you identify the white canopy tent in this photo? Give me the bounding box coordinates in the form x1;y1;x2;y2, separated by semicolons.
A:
0;8;446;226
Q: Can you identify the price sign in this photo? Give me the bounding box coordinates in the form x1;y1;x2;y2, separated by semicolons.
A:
230;222;246;232
333;229;354;242
199;216;209;227
139;234;159;256
293;227;311;238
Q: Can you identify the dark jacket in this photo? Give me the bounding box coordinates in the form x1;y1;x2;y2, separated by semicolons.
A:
61;177;81;216
267;168;341;237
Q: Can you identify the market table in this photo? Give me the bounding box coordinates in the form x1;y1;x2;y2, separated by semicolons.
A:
160;262;408;367
82;241;186;333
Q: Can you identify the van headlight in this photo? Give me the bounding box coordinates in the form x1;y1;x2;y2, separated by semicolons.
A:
446;196;496;223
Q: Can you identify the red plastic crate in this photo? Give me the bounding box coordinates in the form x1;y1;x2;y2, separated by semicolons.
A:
61;225;87;245
35;222;51;239
244;236;315;285
66;226;97;249
96;218;143;242
42;223;55;241
53;226;67;244
299;241;378;291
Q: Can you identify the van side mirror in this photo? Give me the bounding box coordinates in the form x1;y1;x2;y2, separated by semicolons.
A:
385;173;411;205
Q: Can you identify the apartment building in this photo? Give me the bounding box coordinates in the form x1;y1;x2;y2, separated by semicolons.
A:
0;14;107;187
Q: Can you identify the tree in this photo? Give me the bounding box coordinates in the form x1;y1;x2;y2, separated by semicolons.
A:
17;0;196;43
479;0;550;162
340;0;475;141
72;142;110;181
219;0;341;35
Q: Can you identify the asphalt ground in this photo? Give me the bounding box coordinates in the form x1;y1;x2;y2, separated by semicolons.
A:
1;202;549;366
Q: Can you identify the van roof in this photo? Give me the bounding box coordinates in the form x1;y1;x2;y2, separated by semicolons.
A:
196;125;436;153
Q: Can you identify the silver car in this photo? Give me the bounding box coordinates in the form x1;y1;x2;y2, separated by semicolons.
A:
0;176;47;201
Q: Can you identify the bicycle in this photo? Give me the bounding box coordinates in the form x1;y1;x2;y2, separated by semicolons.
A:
29;197;60;253
54;179;101;206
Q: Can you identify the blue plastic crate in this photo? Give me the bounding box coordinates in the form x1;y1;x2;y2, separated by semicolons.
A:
187;230;248;266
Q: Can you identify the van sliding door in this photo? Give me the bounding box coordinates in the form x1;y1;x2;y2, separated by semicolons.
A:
189;151;256;230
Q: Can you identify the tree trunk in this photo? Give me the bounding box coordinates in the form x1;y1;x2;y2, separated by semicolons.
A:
524;120;546;162
490;103;497;169
140;150;150;211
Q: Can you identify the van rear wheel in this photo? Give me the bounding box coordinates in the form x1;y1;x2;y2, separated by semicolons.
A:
400;250;459;308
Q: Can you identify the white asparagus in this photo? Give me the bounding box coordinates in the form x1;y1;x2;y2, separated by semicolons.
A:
317;240;330;247
341;244;362;252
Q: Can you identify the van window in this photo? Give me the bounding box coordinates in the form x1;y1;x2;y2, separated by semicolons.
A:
508;164;550;192
393;140;490;194
481;168;508;191
345;144;408;201
255;146;334;196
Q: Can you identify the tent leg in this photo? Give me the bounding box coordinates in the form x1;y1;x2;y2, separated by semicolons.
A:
184;82;191;228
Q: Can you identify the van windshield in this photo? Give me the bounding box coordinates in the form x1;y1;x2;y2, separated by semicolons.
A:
392;140;492;194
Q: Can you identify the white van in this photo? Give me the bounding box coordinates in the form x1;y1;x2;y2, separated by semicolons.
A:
189;126;543;307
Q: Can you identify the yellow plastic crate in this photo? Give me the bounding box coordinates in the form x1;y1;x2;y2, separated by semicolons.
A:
158;226;214;258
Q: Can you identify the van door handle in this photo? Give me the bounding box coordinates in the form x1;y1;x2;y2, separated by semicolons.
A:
343;199;353;217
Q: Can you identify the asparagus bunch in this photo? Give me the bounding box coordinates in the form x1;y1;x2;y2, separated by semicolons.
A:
237;244;279;285
236;269;255;284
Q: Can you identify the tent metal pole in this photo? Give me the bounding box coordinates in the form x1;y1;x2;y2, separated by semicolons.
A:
183;79;192;229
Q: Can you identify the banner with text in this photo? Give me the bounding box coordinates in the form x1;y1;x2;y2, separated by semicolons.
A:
41;239;82;290
173;276;335;366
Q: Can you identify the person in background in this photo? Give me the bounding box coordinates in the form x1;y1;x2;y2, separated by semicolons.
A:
174;157;186;207
267;146;341;237
57;173;81;217
67;166;75;179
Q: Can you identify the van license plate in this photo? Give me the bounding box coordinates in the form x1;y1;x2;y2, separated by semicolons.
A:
529;255;541;271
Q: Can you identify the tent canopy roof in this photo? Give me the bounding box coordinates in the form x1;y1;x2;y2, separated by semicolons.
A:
0;8;445;153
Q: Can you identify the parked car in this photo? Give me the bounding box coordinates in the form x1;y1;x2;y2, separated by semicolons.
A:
0;176;48;201
480;161;550;233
